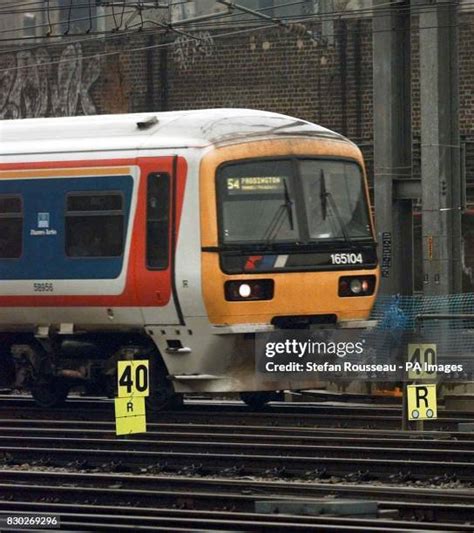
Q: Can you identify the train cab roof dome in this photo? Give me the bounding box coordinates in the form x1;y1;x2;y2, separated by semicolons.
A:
150;109;345;146
0;109;345;156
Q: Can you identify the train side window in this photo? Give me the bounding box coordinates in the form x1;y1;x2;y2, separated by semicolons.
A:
146;173;170;270
0;195;22;259
65;192;124;257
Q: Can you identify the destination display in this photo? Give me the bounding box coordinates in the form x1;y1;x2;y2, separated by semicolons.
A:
226;176;285;194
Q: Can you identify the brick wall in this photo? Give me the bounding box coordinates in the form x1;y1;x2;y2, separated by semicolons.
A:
161;20;374;143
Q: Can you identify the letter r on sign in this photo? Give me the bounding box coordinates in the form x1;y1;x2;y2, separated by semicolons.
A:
415;386;429;408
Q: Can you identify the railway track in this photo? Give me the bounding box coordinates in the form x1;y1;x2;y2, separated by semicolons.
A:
1;470;473;528
1;420;474;502
3;420;474;449
1;419;474;479
1;439;474;482
0;504;470;531
1;396;474;530
2;395;474;431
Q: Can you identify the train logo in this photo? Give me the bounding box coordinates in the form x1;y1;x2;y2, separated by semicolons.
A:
38;212;50;229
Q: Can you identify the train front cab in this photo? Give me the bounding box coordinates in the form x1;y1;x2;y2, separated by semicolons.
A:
159;137;380;399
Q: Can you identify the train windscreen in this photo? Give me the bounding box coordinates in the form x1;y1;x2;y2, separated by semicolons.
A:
217;158;371;245
300;160;371;241
218;159;299;244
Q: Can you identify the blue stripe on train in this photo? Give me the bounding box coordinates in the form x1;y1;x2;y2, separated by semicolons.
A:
0;175;133;280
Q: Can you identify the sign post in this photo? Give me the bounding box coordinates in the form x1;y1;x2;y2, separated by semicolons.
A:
403;344;438;431
114;360;149;436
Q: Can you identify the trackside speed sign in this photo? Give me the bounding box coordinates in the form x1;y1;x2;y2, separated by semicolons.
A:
117;360;150;398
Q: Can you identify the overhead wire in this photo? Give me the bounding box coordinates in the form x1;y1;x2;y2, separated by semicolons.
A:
0;14;158;49
0;0;472;70
0;19;288;75
0;1;468;45
1;11;473;78
0;0;464;30
0;0;49;14
0;4;136;37
0;0;470;40
0;0;234;48
0;0;456;17
0;1;104;17
0;3;303;56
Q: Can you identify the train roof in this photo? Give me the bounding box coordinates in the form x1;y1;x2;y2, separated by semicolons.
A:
0;109;346;157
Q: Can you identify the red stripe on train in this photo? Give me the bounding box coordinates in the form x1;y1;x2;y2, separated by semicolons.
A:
0;156;187;307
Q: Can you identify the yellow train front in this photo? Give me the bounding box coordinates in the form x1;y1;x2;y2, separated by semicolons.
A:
154;113;380;403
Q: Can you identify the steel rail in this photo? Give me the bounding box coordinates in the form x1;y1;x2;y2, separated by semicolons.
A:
2;425;474;450
2;443;474;481
1;472;473;523
0;406;468;430
3;417;474;439
0;499;458;531
1;434;474;463
0;507;467;532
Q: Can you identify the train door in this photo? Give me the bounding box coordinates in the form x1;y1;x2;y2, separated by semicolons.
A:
135;156;185;325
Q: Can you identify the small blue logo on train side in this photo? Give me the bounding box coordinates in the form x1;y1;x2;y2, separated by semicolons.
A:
38;212;50;229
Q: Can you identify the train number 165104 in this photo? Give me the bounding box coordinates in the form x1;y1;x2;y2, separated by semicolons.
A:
330;253;363;265
33;282;54;292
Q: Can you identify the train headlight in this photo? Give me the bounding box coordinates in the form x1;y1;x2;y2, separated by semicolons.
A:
338;275;376;297
238;284;252;298
225;280;274;301
350;279;362;294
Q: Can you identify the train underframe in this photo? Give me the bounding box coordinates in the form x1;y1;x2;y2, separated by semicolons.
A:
0;332;283;409
0;331;183;409
0;315;376;409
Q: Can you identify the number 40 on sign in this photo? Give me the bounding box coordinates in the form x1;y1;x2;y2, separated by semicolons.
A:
407;344;437;380
117;360;149;398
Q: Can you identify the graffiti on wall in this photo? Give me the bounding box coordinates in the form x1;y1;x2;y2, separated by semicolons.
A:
173;31;214;71
0;43;101;119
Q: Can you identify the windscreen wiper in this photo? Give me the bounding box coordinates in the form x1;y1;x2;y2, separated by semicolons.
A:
320;169;328;220
261;178;295;245
319;169;354;247
283;178;294;231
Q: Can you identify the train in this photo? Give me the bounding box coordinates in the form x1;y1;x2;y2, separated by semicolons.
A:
0;109;379;409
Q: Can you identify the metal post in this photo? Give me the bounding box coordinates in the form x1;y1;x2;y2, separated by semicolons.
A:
419;0;462;295
402;381;408;430
373;0;413;295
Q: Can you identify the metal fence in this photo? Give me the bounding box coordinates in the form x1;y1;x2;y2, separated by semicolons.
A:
370;294;474;358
